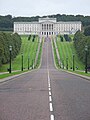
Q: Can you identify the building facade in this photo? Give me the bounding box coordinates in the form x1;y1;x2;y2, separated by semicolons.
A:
14;17;82;36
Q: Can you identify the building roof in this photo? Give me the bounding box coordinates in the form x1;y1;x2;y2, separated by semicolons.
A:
39;17;56;23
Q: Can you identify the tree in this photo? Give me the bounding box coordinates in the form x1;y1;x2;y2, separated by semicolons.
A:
73;31;90;66
84;26;90;36
60;36;63;42
0;32;21;67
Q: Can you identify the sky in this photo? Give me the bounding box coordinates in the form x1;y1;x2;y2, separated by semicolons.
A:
0;0;90;17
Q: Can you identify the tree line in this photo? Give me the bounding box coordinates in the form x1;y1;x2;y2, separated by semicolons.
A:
73;27;90;66
0;14;90;31
0;32;21;67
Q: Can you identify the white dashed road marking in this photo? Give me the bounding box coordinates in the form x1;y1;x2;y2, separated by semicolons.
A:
47;70;55;120
51;114;55;120
48;83;51;88
49;87;51;91
49;91;51;96
50;103;53;111
47;42;55;120
49;96;52;102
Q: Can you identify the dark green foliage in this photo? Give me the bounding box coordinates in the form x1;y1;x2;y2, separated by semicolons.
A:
28;35;31;40
0;32;21;66
32;35;38;42
0;15;13;31
32;35;35;42
73;31;90;66
60;36;63;42
64;34;71;42
84;26;90;36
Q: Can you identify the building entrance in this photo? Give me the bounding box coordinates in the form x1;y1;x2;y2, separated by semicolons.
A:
47;32;48;36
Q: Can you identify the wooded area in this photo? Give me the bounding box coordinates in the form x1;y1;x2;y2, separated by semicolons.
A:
0;32;21;67
73;30;90;66
0;14;90;31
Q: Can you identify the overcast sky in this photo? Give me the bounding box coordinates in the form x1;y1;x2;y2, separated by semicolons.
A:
0;0;90;17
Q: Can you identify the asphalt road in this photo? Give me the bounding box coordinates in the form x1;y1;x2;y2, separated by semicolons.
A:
0;38;90;120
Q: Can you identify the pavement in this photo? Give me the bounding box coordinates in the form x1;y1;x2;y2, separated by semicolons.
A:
0;38;90;120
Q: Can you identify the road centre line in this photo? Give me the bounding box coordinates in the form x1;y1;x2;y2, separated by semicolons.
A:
49;87;51;91
51;114;55;120
48;83;51;88
47;69;55;120
46;41;55;120
49;91;52;96
49;103;53;112
49;96;52;102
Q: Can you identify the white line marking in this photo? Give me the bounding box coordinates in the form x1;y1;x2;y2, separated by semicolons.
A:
49;96;52;102
47;59;55;120
48;76;50;82
49;91;51;96
49;87;51;91
51;114;54;120
50;103;53;111
48;80;50;86
48;83;51;87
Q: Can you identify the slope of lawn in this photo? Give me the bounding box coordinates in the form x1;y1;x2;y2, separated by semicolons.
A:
56;36;85;70
0;35;39;72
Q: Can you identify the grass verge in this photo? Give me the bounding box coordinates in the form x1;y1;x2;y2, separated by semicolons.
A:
0;35;39;72
56;36;84;70
0;70;28;79
52;36;90;78
0;35;43;79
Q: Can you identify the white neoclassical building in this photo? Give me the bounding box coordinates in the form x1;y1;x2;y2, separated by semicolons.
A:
14;17;82;36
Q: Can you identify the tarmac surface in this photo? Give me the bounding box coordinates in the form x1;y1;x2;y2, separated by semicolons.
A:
0;38;90;120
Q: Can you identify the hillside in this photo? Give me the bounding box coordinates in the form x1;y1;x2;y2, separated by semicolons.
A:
0;35;39;72
56;35;85;70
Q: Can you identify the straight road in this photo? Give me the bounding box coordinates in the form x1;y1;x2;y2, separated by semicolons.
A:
0;38;90;120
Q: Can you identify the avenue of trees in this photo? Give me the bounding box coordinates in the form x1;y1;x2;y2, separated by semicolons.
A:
0;32;21;67
73;29;90;66
0;14;90;31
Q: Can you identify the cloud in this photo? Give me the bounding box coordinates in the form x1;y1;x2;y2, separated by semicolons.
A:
0;0;90;16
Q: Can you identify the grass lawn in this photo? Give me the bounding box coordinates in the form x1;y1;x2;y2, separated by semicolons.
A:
0;35;39;72
56;36;85;70
0;70;28;79
35;39;43;68
74;71;90;77
53;36;90;78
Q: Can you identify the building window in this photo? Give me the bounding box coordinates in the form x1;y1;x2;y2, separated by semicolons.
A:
43;24;45;30
49;24;51;30
42;24;43;30
47;24;48;30
52;24;53;30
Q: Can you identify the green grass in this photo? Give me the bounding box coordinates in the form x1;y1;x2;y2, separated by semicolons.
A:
0;70;28;79
74;71;90;77
52;40;59;67
53;36;90;78
68;70;90;77
0;35;39;72
35;39;43;68
56;36;85;70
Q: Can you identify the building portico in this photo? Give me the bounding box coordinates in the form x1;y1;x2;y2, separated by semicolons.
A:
41;22;54;36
